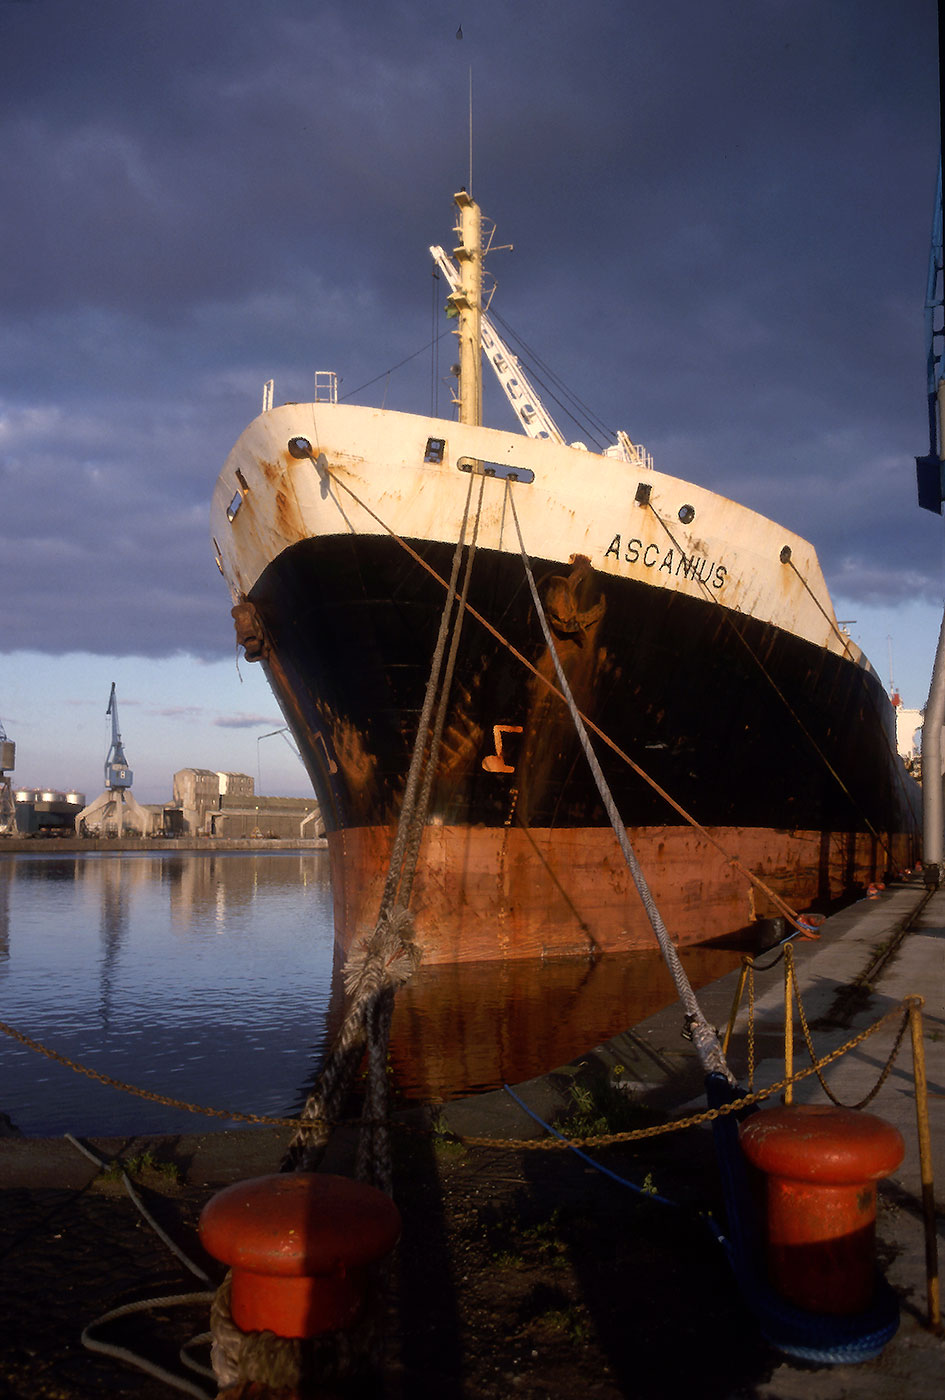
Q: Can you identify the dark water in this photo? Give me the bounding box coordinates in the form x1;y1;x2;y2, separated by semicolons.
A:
0;851;745;1137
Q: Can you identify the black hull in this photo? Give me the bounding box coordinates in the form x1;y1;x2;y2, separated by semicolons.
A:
249;534;918;841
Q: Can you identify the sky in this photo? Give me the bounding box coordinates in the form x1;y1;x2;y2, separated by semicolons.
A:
0;0;943;804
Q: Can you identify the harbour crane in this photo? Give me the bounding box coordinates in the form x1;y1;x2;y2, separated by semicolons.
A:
104;682;133;790
73;683;149;837
0;718;15;835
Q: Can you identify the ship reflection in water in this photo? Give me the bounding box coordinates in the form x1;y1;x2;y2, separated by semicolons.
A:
387;941;746;1103
0;850;747;1137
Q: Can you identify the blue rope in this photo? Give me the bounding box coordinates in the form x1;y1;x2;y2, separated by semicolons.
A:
502;1084;681;1207
704;1073;900;1363
504;1078;899;1363
501;1083;730;1251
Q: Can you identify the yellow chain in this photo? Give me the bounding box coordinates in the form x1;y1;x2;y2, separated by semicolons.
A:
0;997;919;1147
413;998;917;1150
0;1018;306;1127
747;958;756;1092
787;956;912;1111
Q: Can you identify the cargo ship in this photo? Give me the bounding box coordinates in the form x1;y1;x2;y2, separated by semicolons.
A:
211;189;920;963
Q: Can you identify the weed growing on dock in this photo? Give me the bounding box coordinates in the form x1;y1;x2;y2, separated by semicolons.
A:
518;1282;593;1346
430;1114;467;1160
531;1303;591;1344
99;1149;182;1189
491;1247;526;1269
480;1200;572;1277
555;1075;657;1140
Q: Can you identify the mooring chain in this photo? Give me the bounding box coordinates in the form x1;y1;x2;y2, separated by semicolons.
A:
0;1017;304;1125
447;998;919;1152
0;998;919;1148
785;945;913;1112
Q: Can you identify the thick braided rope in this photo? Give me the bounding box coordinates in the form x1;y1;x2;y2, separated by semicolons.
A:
282;908;420;1170
397;471;485;911
208;911;417;1385
209;1273;374;1394
374;469;476;916
283;468;481;1175
213;465;485;1389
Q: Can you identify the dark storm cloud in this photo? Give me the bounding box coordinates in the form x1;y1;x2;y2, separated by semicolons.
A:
0;0;940;661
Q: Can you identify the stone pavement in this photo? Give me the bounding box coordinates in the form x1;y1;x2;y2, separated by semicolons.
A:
0;880;942;1398
439;878;945;1397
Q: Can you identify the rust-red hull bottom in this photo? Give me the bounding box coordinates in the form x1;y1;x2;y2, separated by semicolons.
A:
328;823;915;965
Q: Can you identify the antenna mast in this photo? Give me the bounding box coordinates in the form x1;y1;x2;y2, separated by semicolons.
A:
445;189;483;427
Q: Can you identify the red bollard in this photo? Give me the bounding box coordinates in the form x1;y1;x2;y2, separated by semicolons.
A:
740;1104;903;1314
199;1173;401;1338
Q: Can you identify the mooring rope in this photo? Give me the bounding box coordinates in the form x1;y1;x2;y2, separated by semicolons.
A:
357;469;487;1189
645;501;911;862
507;491;733;1084
282;453;486;1184
64;1136;216;1397
210;451;489;1391
81;1294;215;1399
354;474;485;1187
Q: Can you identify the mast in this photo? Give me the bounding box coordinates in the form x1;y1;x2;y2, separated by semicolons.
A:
450;189;483;426
432;195;653;466
431;243;565;442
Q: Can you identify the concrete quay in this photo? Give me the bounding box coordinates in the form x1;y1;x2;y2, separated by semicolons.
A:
440;878;943;1399
0;834;326;853
0;880;941;1397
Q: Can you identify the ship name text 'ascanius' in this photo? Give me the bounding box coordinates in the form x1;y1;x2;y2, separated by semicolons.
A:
604;535;728;590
